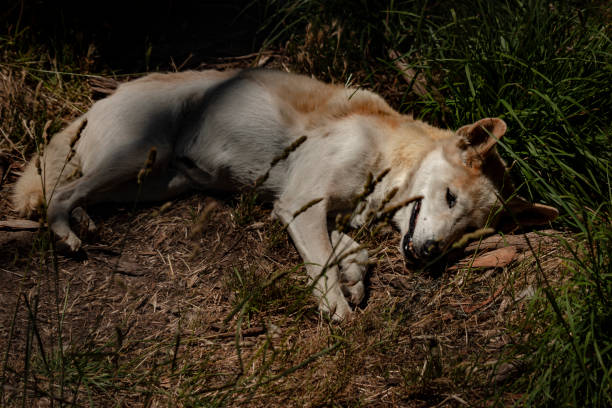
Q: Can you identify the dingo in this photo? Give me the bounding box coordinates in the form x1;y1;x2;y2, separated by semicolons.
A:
12;69;558;320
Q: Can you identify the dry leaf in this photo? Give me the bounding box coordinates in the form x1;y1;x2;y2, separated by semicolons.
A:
470;246;517;268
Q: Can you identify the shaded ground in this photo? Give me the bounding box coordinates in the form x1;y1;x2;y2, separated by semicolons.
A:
3;0;270;73
0;58;569;407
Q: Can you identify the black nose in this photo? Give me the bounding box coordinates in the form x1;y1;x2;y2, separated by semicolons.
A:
420;240;440;258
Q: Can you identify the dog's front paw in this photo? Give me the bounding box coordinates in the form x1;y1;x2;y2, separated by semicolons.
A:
338;250;368;305
318;289;352;322
331;231;368;306
341;279;365;305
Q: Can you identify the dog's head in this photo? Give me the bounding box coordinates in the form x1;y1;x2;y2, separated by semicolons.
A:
393;117;559;265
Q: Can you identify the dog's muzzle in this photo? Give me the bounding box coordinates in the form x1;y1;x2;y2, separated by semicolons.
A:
402;199;441;263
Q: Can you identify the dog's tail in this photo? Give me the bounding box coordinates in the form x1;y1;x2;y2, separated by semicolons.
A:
12;116;86;217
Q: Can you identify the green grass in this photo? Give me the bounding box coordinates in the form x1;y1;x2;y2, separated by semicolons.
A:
261;0;611;405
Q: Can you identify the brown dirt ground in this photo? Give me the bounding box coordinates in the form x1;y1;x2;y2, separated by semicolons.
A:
0;58;570;407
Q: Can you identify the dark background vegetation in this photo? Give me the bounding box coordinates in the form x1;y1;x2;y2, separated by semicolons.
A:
4;0;270;71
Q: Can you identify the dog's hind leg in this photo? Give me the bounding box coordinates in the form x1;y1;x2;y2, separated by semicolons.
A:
47;145;191;251
274;198;352;321
48;167;191;251
330;231;368;305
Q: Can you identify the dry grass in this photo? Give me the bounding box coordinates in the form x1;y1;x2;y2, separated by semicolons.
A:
0;54;573;407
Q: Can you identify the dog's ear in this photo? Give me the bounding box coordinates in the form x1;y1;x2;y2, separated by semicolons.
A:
498;196;559;230
457;118;507;168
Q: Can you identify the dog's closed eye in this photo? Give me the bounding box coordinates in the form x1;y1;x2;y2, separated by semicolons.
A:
446;187;457;208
